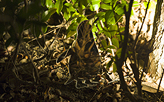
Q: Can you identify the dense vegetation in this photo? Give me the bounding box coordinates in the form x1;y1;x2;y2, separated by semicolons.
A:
0;0;162;101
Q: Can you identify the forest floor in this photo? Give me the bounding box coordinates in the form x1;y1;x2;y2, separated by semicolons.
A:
1;0;164;102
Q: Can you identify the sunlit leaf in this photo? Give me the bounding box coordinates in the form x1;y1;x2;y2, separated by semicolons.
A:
65;3;72;7
72;0;77;4
100;3;112;10
96;12;106;17
68;12;80;21
63;10;70;20
133;1;139;7
112;0;119;7
102;0;112;3
77;16;88;23
55;0;65;14
46;0;55;9
131;9;134;16
143;1;156;10
90;0;101;11
92;24;98;32
115;4;124;15
105;10;115;24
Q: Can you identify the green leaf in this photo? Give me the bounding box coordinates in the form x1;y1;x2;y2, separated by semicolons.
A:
81;0;89;7
69;12;80;21
101;40;108;48
102;0;112;3
62;3;76;20
91;0;101;5
113;62;117;72
41;8;57;22
92;4;100;11
105;10;115;24
107;49;112;53
133;1;139;7
64;3;72;7
97;22;103;30
67;21;78;37
78;1;83;14
143;1;156;10
112;0;119;7
112;38;119;48
107;45;116;49
131;9;134;16
116;35;124;41
41;25;48;34
90;0;101;11
55;0;65;14
108;25;118;36
77;16;88;23
96;12;106;17
92;24;98;32
100;48;105;51
64;11;71;20
100;3;112;10
120;27;125;32
67;31;76;38
46;0;55;9
68;6;76;12
116;48;122;58
72;0;77;4
103;30;111;38
115;4;124;15
63;6;70;20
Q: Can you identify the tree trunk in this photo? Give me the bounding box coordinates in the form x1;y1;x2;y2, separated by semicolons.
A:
148;0;164;80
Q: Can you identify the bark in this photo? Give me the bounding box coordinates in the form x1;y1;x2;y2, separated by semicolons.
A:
148;0;164;79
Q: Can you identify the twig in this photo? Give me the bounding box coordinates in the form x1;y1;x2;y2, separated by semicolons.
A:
22;43;40;84
116;0;137;101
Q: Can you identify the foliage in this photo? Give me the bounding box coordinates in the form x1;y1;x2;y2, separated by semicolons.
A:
0;0;56;46
53;0;130;71
0;0;155;101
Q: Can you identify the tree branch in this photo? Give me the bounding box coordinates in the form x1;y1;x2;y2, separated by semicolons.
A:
116;0;137;101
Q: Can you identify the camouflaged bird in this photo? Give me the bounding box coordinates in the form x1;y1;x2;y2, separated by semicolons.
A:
56;20;101;88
